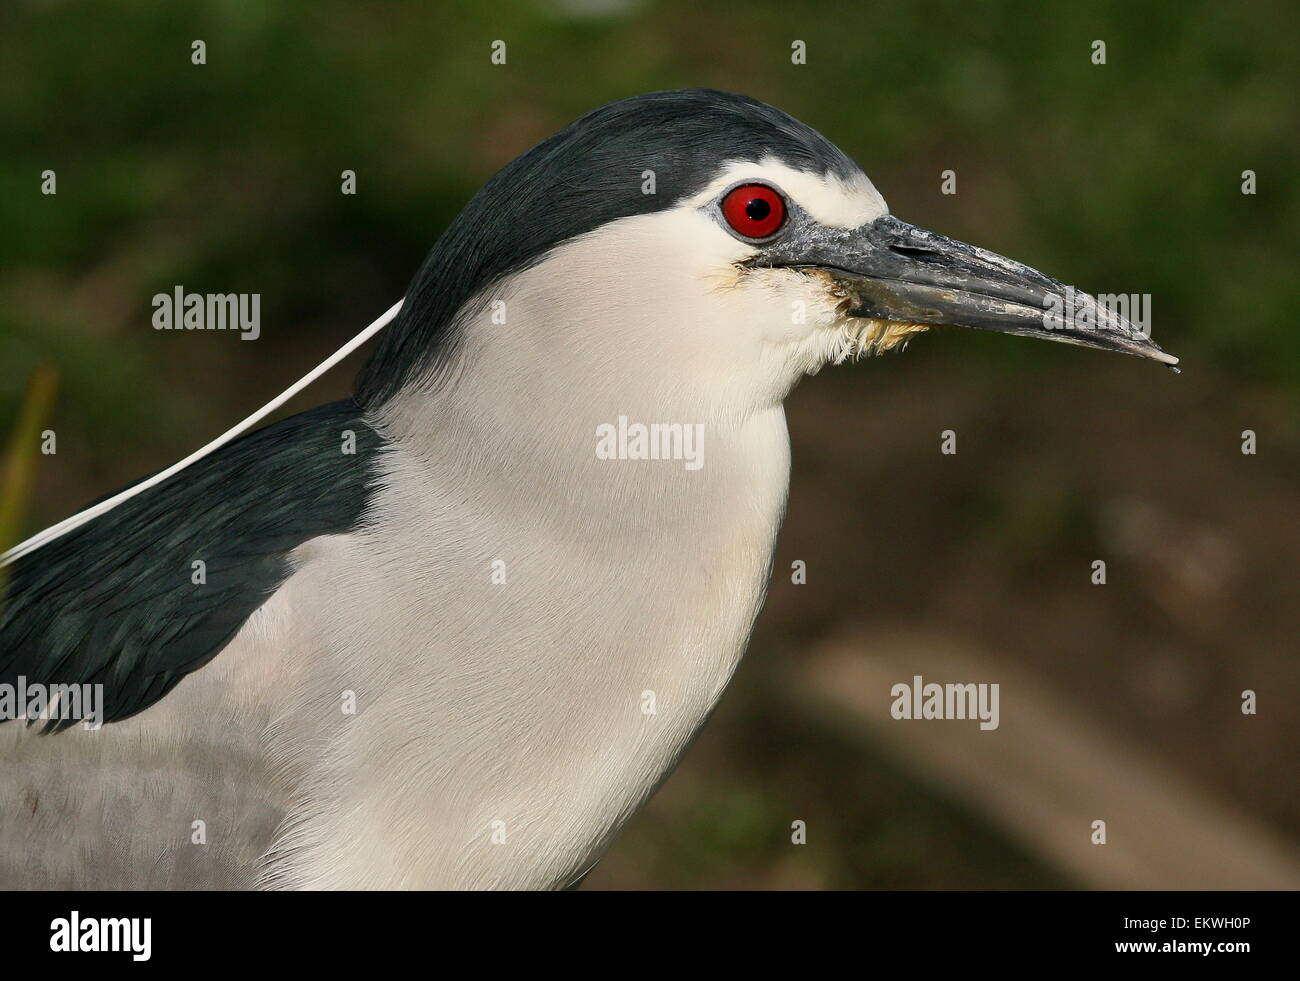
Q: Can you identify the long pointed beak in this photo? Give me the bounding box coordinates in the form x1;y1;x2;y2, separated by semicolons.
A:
760;215;1178;367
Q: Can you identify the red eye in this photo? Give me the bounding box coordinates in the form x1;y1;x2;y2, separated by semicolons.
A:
721;183;786;239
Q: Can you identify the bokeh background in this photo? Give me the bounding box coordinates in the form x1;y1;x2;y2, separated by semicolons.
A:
2;0;1297;888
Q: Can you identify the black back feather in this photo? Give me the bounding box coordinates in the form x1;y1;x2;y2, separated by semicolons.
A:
0;399;384;729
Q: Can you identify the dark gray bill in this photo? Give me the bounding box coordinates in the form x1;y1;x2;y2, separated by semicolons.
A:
753;214;1178;367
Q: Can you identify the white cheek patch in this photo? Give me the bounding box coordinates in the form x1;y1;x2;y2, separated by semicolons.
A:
686;156;888;229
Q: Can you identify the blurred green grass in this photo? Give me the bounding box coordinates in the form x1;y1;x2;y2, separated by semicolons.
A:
2;0;1296;430
0;366;58;602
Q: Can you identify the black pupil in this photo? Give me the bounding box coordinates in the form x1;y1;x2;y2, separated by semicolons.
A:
745;197;771;222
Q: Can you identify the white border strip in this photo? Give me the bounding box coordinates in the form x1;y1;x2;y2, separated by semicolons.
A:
1;299;403;568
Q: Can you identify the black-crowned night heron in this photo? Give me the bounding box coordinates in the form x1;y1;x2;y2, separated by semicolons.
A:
0;89;1175;889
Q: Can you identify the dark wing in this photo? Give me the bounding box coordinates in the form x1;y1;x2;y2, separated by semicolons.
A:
0;398;385;730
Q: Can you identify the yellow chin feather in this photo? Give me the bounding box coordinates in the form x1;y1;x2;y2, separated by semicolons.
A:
831;317;930;362
803;267;930;361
